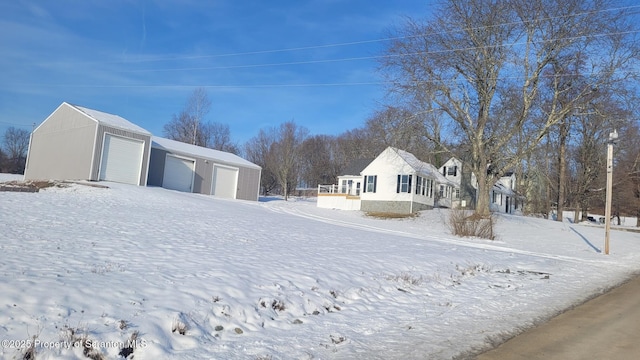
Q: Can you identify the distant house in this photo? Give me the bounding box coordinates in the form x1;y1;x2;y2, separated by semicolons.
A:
147;137;261;201
24;102;151;186
490;172;523;214
438;157;524;214
439;157;477;209
318;147;456;214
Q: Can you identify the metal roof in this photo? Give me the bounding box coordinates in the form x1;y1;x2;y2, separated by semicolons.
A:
151;136;261;170
69;103;152;135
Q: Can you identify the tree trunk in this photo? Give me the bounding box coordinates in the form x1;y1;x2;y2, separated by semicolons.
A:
475;167;492;217
573;203;580;224
556;121;569;222
283;180;289;201
545;134;552;218
581;203;589;222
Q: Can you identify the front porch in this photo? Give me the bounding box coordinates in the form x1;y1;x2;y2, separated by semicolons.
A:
317;184;362;210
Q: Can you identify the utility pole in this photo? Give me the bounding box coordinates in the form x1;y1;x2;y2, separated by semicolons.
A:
604;129;618;255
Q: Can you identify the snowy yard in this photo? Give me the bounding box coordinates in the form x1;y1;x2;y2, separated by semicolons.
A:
1;174;639;359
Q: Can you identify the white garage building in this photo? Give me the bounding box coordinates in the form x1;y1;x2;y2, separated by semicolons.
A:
24;102;151;186
147;136;261;201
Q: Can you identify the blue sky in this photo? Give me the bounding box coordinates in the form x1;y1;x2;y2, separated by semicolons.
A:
0;0;434;145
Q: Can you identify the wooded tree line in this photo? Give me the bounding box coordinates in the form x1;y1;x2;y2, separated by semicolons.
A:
0;127;30;174
171;0;638;221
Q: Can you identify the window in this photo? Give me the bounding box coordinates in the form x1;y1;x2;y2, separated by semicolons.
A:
455;188;460;199
396;174;412;193
440;185;451;198
356;182;361;196
341;180;347;193
422;178;432;197
447;166;457;176
364;175;377;193
416;176;431;197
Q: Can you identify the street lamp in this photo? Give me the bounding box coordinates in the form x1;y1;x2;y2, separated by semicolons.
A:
604;129;618;255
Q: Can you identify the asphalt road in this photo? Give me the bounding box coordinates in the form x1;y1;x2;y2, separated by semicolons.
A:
476;274;640;360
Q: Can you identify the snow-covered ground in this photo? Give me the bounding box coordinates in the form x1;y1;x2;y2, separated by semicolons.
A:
1;173;639;359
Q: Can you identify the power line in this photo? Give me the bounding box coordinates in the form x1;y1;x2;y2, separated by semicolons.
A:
5;4;638;89
42;4;640;68
125;4;640;63
17;82;385;89
117;29;640;74
121;55;384;73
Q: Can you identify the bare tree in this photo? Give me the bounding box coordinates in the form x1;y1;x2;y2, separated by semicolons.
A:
299;135;342;188
208;122;239;154
382;0;638;216
3;127;30;174
268;121;308;200
0;147;7;173
569;112;608;222
164;88;238;151
244;128;278;195
335;127;380;164
364;106;435;162
613;120;640;226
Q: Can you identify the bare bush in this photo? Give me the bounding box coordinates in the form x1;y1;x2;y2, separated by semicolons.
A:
387;272;424;286
171;317;188;335
448;210;496;240
23;336;36;360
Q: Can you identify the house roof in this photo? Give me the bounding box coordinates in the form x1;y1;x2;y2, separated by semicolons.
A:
390;147;457;186
151;136;261;170
68;103;152;135
342;158;374;176
492;182;519;197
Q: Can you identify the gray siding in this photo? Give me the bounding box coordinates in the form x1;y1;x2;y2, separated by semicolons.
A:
361;200;432;214
147;146;261;201
236;167;261;201
91;125;151;185
24;104;97;181
194;158;211;194
147;148;167;187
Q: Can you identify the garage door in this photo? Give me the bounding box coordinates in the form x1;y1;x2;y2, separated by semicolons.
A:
212;165;238;199
163;154;195;192
99;134;144;185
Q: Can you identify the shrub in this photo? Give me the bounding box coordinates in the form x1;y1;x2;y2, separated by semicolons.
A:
171;317;188;335
23;336;36;360
387;272;424;286
448;210;496;240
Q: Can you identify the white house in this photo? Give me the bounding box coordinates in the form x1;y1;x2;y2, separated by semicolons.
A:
490;172;523;214
438;157;524;214
318;147;456;214
317;158;371;211
439;157;466;208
